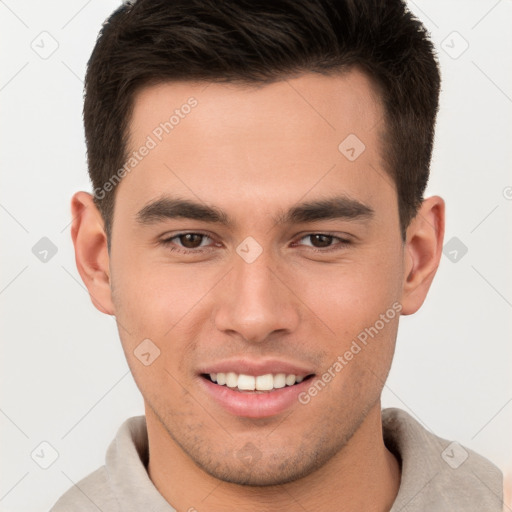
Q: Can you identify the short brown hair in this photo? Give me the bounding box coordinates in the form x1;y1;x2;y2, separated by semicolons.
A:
84;0;440;242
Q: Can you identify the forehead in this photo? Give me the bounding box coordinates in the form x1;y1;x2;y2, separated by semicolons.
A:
130;69;383;145
117;70;392;223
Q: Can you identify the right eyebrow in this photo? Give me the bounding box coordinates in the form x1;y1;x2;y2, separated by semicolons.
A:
136;197;231;226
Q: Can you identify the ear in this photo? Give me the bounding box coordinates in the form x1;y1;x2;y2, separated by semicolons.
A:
70;191;114;315
400;195;445;316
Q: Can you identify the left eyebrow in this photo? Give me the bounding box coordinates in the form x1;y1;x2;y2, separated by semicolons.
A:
275;196;375;225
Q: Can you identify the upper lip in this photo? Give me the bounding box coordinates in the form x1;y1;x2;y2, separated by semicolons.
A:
198;358;315;377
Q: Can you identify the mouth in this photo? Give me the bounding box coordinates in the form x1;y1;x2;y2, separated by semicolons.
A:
201;372;315;393
197;358;317;417
199;371;316;417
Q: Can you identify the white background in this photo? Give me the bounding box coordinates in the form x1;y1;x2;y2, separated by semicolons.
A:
1;1;511;510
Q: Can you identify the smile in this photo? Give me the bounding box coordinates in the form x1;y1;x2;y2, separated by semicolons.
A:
203;372;312;393
199;371;315;418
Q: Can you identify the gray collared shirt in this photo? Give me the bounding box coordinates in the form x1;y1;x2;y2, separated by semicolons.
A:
50;408;503;511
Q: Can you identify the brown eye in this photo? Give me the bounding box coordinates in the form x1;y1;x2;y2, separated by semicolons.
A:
160;232;218;254
309;234;334;247
294;233;351;252
178;233;205;248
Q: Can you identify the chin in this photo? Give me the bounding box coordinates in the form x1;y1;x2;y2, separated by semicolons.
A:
196;457;321;487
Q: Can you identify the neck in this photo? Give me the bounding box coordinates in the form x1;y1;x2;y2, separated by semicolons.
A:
146;402;400;512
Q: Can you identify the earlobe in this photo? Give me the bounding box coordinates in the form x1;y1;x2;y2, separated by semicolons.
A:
70;191;115;315
400;196;445;315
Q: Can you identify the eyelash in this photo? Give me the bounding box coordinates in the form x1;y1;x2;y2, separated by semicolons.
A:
160;232;351;255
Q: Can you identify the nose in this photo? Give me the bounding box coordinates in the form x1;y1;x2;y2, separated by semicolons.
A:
213;249;300;344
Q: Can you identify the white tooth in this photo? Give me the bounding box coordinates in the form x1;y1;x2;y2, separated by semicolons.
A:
273;373;286;389
210;373;217;382
238;374;256;390
225;372;238;388
285;374;296;386
255;374;274;391
216;372;226;385
295;375;304;383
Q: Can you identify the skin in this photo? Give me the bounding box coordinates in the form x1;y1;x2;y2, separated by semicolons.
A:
71;70;445;511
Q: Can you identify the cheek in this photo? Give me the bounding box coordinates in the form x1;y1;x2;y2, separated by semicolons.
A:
294;254;402;333
110;252;217;356
111;250;185;321
288;245;403;388
109;258;201;400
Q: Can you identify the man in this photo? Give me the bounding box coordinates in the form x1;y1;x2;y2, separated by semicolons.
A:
51;0;503;510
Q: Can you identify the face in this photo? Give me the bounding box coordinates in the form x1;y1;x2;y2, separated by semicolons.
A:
107;70;407;485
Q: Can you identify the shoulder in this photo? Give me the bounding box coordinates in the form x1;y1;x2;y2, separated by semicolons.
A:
383;407;503;511
49;416;150;512
49;465;120;512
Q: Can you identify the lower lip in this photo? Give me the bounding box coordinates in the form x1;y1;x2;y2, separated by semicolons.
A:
199;376;313;418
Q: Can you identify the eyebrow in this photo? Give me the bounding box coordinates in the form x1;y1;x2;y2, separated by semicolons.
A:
135;195;374;227
136;197;230;225
278;196;374;224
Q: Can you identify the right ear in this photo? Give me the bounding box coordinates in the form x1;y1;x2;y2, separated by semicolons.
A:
70;191;114;315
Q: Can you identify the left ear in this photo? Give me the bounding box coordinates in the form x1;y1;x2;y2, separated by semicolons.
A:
400;195;445;315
